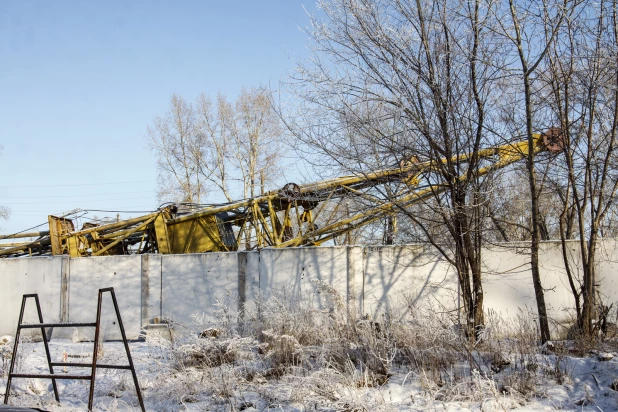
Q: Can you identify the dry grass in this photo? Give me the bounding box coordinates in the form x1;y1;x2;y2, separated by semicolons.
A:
2;279;594;411
140;279;583;410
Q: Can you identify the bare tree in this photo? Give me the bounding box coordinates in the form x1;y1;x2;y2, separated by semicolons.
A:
148;88;285;206
487;0;575;343
541;0;618;336
147;94;205;203
282;0;515;338
194;93;236;202
230;88;284;199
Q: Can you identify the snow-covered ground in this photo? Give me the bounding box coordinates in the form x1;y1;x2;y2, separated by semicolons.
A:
2;336;618;411
2;286;618;411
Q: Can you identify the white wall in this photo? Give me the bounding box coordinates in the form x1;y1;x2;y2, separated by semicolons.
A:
1;240;617;340
257;247;349;311
68;255;143;340
595;239;618;310
362;245;457;320
0;257;62;339
142;254;162;329
161;253;238;336
481;242;581;334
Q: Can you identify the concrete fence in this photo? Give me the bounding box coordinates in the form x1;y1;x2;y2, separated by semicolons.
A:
1;240;617;340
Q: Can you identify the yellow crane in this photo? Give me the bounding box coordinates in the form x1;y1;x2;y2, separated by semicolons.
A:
0;130;562;258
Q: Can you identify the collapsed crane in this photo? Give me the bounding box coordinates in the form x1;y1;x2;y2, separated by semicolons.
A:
0;131;563;258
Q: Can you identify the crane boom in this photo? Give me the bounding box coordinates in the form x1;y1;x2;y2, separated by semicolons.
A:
0;130;562;258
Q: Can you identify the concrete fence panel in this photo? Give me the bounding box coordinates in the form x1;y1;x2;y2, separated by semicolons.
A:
0;240;617;339
482;242;585;331
161;253;238;335
257;246;349;313
0;257;62;339
362;245;457;320
596;239;618;311
68;255;142;340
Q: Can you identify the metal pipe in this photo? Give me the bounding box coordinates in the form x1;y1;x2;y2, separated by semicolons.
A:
170;196;277;224
61;212;160;239
0;237;51;257
0;231;50;240
92;217;156;256
0;242;35;248
278;139;544;248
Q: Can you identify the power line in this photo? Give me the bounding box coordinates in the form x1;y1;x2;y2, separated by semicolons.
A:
2;196;155;205
0;190;154;199
0;180;154;189
82;209;157;214
2;208;157;216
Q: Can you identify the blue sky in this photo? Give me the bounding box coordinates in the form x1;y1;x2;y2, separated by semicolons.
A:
0;1;312;234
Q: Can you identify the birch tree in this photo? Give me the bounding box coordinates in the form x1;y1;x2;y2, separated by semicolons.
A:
148;89;285;206
147;94;205;203
231;88;283;199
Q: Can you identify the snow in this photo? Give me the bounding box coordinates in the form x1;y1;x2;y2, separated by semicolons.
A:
2;284;618;412
1;337;618;411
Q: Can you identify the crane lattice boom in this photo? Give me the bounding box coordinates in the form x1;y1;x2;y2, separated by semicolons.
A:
0;131;562;258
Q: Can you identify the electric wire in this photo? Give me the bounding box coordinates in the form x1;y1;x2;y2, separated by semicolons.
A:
2;196;155;205
0;190;154;199
82;209;157;214
0;180;155;189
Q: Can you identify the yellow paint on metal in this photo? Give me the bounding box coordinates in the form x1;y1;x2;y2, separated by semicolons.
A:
153;213;171;254
0;133;554;258
67;236;80;257
48;215;74;255
165;215;231;254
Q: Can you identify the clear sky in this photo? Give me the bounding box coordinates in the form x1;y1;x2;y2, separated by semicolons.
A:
0;0;312;235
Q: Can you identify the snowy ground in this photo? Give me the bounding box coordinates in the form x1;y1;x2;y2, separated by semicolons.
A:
2;286;618;411
1;337;618;411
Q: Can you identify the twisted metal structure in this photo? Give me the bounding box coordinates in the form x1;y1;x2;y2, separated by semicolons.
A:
0;131;562;258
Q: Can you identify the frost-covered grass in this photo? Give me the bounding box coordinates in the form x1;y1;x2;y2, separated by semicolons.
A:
2;283;618;411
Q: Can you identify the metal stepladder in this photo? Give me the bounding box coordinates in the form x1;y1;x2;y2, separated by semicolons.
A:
3;287;145;411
